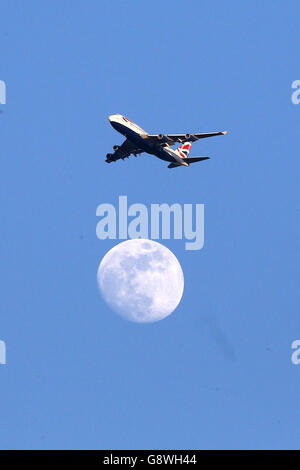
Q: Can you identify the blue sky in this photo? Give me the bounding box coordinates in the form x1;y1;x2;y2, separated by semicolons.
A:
0;0;300;449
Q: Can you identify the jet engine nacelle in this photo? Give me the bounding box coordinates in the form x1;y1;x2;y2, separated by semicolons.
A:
157;134;164;140
185;134;191;139
113;145;119;150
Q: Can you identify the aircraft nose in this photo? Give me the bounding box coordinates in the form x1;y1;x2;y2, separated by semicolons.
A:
108;114;120;123
108;114;122;132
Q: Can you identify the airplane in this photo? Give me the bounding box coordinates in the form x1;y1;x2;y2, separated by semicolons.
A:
106;114;227;169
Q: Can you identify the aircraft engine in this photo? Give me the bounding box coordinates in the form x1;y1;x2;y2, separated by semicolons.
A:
185;134;191;139
113;145;119;151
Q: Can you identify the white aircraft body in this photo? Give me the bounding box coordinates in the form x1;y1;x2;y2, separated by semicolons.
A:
106;114;227;169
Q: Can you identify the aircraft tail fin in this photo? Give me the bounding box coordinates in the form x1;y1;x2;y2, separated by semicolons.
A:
174;142;192;159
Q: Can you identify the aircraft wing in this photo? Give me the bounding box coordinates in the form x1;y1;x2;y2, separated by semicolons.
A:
148;131;227;145
106;139;144;163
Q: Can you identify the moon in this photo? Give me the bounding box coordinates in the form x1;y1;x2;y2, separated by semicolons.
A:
97;239;184;323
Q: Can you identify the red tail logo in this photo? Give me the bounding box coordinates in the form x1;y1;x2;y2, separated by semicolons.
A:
176;142;191;159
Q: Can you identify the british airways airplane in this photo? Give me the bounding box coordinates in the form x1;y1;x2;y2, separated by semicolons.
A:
106;114;227;169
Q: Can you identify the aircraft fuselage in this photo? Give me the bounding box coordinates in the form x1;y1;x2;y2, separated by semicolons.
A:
109;114;175;163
